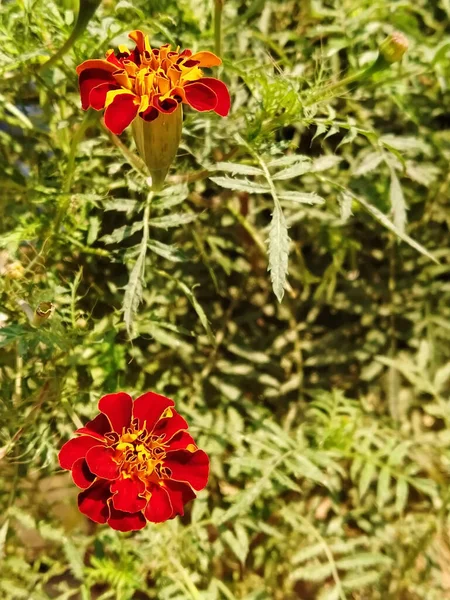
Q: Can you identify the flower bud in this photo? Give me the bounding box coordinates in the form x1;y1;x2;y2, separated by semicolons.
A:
31;302;54;327
131;105;183;192
379;32;409;64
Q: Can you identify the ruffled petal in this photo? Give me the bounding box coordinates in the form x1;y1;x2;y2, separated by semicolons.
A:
78;479;111;524
107;505;146;532
71;458;96;489
189;51;222;67
166;430;196;452
132;391;174;433
163;449;209;491
58;436;102;470
98;392;133;434
128;30;151;54
153;410;189;442
164;479;196;517
140;106;159;122
110;476;146;513
76;59;118;76
196;77;230;117
153;94;179;114
85;445;120;480
103;90;140;135
78;68;117;110
89;82;121;110
75;413;111;441
144;484;173;523
184;81;218;112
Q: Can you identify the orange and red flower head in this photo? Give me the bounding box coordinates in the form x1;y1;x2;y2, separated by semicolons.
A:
58;391;209;531
76;30;230;135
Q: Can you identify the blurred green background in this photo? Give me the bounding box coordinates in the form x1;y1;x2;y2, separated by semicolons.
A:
1;0;450;598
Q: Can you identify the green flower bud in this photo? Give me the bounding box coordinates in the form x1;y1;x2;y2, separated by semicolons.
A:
131;105;183;192
379;32;409;64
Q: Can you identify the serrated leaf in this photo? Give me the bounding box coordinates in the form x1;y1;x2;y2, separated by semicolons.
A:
150;212;198;229
376;466;391;508
271;159;312;180
215;161;263;176
278;191;325;204
267;202;290;303
336;552;392;570
339;191;353;221
123;208;149;336
312;155;342;172
176;280;215;346
222;525;249;564
395;477;409;513
359;460;376;499
100;221;143;244
389;168;407;233
148;240;186;262
352;192;438;264
209;176;270;194
353;152;384;177
267;154;311;168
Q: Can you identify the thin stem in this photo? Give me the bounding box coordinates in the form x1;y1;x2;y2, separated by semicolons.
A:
297;515;347;600
39;0;102;73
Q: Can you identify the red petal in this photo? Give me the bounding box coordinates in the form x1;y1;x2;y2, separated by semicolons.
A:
72;458;96;489
184;81;218;112
76;413;111;441
144;484;173;523
105;50;122;67
166;430;196;451
153;94;179;114
104;94;139;135
164;480;196;517
163;449;209;491
78;68;116;110
196;77;230;117
140;106;159;122
98;392;133;434
78;479;111;524
153;411;189;442
89;82;121;110
58;436;102;470
85;445;120;480
76;59;118;76
107;505;146;532
110;477;146;513
132;391;174;433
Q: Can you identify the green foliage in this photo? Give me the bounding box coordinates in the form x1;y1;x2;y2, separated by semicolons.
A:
1;0;450;598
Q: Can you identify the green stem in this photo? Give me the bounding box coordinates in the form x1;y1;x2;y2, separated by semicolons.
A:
39;0;102;73
305;54;392;106
214;0;224;58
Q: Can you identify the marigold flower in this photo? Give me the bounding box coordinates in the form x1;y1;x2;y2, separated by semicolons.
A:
76;30;230;136
58;391;209;531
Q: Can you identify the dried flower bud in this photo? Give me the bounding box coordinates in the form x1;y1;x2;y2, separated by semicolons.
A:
31;302;54;327
379;32;409;64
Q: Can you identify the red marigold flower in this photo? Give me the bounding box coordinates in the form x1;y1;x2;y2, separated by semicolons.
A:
58;391;209;531
76;30;230;136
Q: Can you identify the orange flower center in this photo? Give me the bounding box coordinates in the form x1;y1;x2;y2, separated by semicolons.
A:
110;44;203;108
106;419;170;481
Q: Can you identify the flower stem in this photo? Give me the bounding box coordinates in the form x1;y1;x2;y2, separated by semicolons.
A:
214;0;224;58
39;0;102;72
